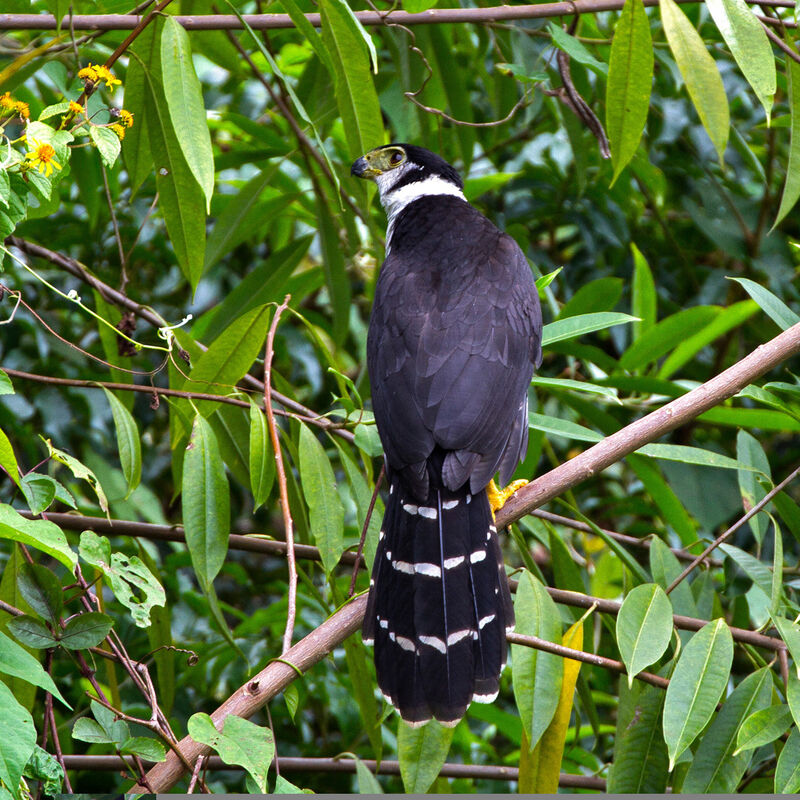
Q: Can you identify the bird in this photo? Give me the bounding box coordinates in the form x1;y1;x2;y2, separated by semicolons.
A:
351;144;543;727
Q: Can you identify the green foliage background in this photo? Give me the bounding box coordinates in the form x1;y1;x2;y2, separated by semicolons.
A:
1;0;800;792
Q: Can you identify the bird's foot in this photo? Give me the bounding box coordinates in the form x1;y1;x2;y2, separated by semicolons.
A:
487;479;528;515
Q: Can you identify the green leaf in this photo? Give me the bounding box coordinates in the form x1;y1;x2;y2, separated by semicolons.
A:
131;26;206;292
161;16;215;212
776;727;800;792
0;681;36;796
548;23;608;76
558;277;623;319
248;400;275;511
660;0;730;163
72;717;112;745
79;531;166;628
529;376;620;402
19;473;57;515
121;736;167;762
0;370;13;395
682;666;772;792
0;505;77;571
279;0;333;73
636;443;762;473
772;617;800;679
734;704;793;754
618;306;719;371
663;618;733;769
720;544;774;602
607;669;670;792
317;194;352;345
7;615;59;649
182;415;230;591
616;583;674;686
775;57;800;227
705;0;775;120
59;612;113;650
631;244;657;341
397;719;454;793
404;0;437;11
298;423;345;576
729;277;800;330
657;300;758;379
43;440;109;514
123;35;154;195
102;387;142;498
0;631;69;707
512;571;564;749
17;562;62;623
0;428;19;487
188;713;274;792
89;126;121;168
320;0;384;157
23;745;63;796
542;312;639;347
737;430;771;543
606;0;653;182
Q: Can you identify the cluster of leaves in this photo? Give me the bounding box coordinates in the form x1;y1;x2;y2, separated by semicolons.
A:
1;0;800;793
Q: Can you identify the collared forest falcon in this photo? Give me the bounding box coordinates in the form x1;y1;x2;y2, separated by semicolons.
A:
351;144;543;727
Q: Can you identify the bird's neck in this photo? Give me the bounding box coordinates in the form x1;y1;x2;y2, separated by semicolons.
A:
381;175;466;250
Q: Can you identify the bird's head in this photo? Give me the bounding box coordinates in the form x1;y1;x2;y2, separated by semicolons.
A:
350;144;465;223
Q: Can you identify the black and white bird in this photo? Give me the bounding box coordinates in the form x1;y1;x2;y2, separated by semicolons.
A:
351;144;543;727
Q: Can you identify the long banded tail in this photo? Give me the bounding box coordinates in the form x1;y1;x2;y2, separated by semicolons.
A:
363;476;514;726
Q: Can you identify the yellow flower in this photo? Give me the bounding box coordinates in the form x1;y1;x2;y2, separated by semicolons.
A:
0;92;14;112
25;140;62;177
78;64;99;83
0;92;28;118
118;109;134;128
14;101;30;119
110;123;126;140
94;65;121;90
68;101;84;115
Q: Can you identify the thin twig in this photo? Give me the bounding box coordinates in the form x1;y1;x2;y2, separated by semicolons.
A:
100;162;129;293
665;463;800;594
506;631;669;689
264;296;298;655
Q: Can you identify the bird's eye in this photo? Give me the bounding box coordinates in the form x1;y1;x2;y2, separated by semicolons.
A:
389;151;404;165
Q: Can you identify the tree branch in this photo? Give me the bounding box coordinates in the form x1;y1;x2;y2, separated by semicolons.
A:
0;0;792;30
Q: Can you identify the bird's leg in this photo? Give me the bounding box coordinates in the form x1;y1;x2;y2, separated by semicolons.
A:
487;479;528;515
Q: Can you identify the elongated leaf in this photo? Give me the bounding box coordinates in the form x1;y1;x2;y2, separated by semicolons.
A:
521;619;583;792
189;713;274;792
663;618;733;769
44;441;109;514
7;615;59;649
729;277;800;330
0;428;19;488
182;415;230;591
542;312;638;347
320;0;384;157
772;617;800;679
298;423;345;575
0;631;69;707
737;430;771;543
512;571;564;749
608;668;670;792
705;0;775;120
735;704;793;754
631;243;656;340
397;719;454;792
317;194;351;345
0;505;76;571
102;387;142;498
776;726;800;793
549;23;608;75
775;57;800;227
342;636;382;761
720;544;774;602
618;306;718;370
0;681;36;795
248;400;275;511
617;583;674;686
660;0;730;162
657;300;758;379
607;0;653;182
280;0;333;73
161;16;214;212
682;666;772;792
131;22;206;291
529;376;620;402
637;443;762;473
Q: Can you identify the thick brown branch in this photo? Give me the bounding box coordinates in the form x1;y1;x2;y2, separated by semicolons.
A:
497;321;800;527
0;0;792;29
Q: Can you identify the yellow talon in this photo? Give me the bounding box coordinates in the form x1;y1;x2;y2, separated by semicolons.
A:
487;478;529;516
